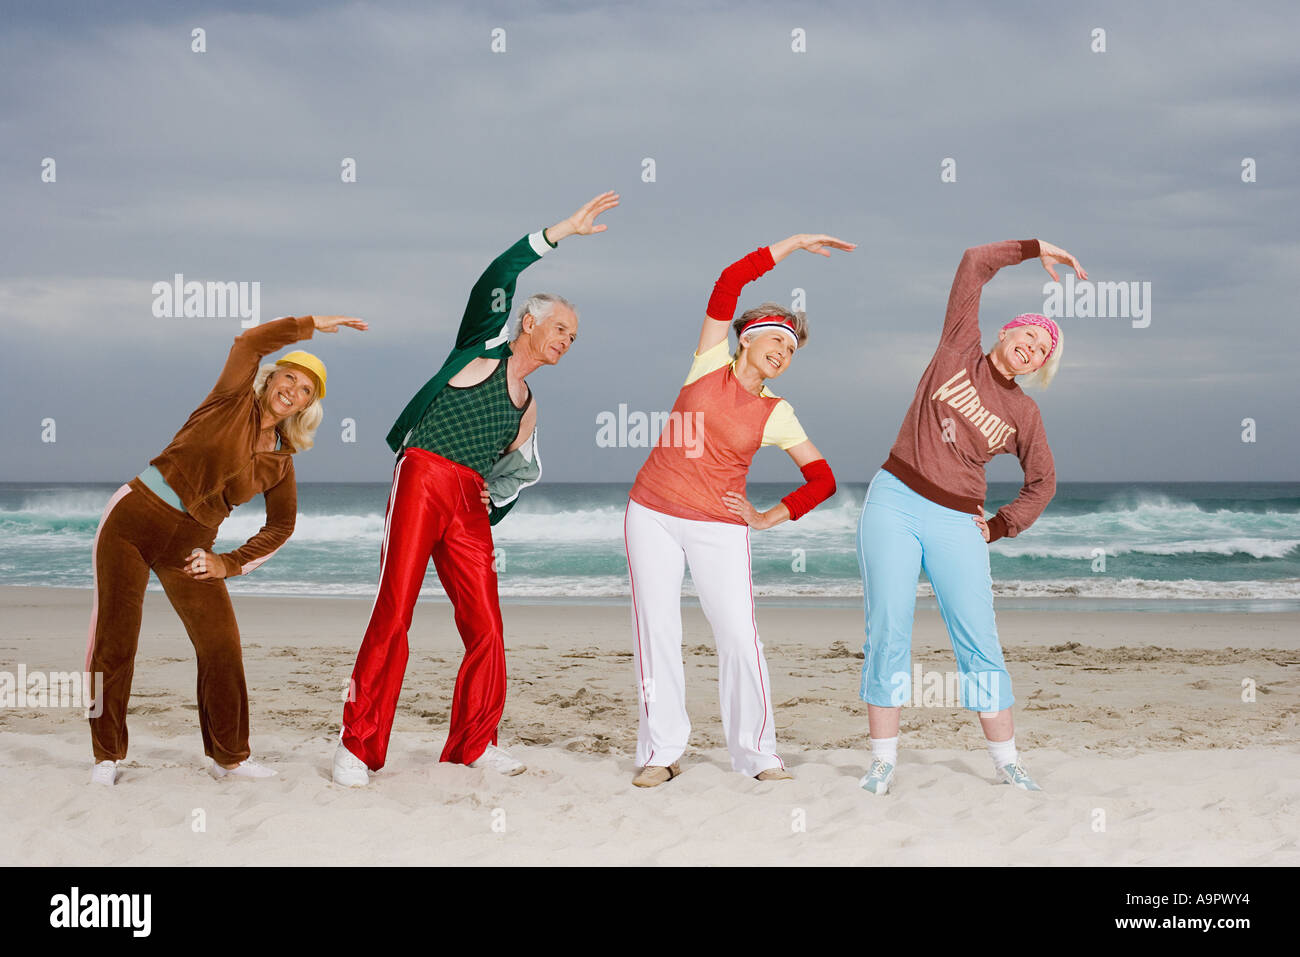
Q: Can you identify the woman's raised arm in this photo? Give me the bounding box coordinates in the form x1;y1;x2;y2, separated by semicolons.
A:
698;234;854;355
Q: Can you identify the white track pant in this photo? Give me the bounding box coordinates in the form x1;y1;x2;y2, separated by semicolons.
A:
624;499;783;776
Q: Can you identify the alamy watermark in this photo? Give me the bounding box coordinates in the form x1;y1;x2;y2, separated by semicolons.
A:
152;274;260;327
1;667;104;717
596;404;703;458
889;666;1002;710
1042;275;1151;328
49;887;150;937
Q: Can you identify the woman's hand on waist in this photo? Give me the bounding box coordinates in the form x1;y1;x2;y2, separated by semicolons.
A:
721;492;789;530
184;548;228;580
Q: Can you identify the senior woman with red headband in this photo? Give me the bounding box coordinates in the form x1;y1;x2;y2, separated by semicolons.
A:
85;313;366;785
856;239;1085;796
624;233;852;787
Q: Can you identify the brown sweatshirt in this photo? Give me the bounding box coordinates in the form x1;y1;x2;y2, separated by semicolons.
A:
882;240;1056;542
150;316;315;577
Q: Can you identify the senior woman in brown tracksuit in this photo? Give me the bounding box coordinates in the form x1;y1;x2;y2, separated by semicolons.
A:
85;313;366;785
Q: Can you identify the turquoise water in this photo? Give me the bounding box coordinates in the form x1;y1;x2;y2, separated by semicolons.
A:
2;481;1297;611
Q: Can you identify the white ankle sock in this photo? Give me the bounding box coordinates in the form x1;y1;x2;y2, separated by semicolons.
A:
987;736;1017;771
870;735;898;767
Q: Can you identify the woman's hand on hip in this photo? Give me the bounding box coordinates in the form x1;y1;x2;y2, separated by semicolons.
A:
310;315;369;334
184;548;227;580
972;513;991;543
722;492;780;530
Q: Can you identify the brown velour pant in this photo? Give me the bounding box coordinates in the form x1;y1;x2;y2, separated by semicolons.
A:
86;478;250;765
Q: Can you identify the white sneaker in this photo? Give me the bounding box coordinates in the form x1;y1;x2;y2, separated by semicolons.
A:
996;761;1043;791
208;758;277;780
91;760;117;786
469;744;526;776
332;744;370;787
858;758;895;795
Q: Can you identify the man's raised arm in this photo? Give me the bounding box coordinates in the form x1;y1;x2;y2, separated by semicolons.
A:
454;191;620;351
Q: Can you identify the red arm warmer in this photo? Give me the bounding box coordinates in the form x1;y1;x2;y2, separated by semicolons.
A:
781;459;836;521
706;246;776;321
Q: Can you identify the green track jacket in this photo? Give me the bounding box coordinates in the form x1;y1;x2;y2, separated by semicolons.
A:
386;229;555;524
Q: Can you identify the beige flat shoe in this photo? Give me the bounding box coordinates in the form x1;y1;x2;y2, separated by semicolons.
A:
632;763;681;788
754;767;793;781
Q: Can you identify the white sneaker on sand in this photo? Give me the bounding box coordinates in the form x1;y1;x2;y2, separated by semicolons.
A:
996;761;1043;791
469;744;526;776
91;760;117;786
209;758;277;780
332;744;370;787
858;758;896;795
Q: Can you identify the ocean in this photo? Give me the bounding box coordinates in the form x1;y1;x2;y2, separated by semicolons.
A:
2;481;1298;613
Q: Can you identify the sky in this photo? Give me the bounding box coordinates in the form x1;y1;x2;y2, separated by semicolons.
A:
2;0;1297;484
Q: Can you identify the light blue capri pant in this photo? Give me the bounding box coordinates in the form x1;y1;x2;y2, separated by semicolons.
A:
856;469;1013;713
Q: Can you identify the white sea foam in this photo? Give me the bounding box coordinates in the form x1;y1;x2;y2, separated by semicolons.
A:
491;506;628;543
215;511;386;543
994;538;1300;561
7;484;1299;603
5;491;120;519
217;575;1300;602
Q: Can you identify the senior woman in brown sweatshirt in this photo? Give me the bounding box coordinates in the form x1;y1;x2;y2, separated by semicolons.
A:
85;314;365;785
856;239;1086;797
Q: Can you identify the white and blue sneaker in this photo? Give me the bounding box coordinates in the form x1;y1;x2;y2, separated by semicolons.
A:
997;761;1042;791
858;758;895;795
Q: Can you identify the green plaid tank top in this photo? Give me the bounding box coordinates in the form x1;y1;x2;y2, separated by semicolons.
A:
406;359;530;477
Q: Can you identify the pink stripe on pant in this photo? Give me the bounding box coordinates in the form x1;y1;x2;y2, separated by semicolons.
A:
624;498;783;777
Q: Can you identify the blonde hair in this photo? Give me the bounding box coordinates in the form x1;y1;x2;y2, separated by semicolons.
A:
254;364;323;451
731;303;809;360
1016;327;1064;390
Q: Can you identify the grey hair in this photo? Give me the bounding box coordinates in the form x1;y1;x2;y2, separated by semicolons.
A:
509;292;578;341
732;302;809;359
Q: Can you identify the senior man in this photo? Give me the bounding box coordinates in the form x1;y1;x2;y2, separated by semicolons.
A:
334;191;619;785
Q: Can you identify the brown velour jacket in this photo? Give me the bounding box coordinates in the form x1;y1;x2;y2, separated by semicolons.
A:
150;315;315;577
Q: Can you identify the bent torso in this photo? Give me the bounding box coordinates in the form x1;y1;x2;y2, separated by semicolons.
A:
450;356;530;409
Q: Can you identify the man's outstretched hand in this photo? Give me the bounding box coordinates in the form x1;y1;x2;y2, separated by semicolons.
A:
546;191;620;243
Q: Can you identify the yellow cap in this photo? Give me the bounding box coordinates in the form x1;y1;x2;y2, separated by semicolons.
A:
275;350;327;399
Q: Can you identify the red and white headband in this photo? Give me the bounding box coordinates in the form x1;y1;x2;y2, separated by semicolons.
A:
738;315;799;350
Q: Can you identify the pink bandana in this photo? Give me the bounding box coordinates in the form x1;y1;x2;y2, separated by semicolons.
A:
1002;313;1060;359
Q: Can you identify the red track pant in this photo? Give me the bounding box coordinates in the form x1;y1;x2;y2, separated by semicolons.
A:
341;448;506;770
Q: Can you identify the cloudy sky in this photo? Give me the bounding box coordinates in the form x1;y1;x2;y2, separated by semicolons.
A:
3;0;1297;484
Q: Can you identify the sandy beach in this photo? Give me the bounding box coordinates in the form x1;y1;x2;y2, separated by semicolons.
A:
1;586;1297;866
